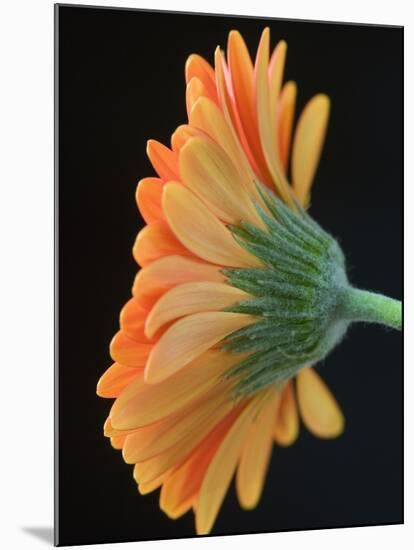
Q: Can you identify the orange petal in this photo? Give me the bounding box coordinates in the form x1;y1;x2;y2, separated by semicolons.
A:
132;255;225;301
189;97;258;198
291;94;330;205
119;297;150;342
227;31;270;183
145;282;249;338
195;393;265;535
180;137;263;226
296;367;345;438
136;177;164;223
132;399;234;485
185;54;218;103
122;386;232;464
163;183;261;268
110;435;127;450
132;220;191;267
135;469;170;495
110;350;239;429
145;312;256;383
110;331;152;368
214;47;263;180
171;124;204;153
159;406;242;518
255;29;292;204
147;140;179;181
277;81;297;173
273;380;299;446
186;77;207;117
269;40;287;141
236;389;280;509
97;362;143;398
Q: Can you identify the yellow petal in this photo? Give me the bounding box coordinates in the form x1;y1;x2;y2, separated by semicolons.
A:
110;350;239;429
195;393;265;535
180;137;262;226
277;81;297;173
132;221;191;267
162;183;261;268
255;29;293;205
236;390;280;509
132;255;225;300
145;282;249;338
136;177;164;223
273;380;299;446
97;362;143;398
291;94;330;205
296;367;345;438
145;312;256;383
146;139;179;181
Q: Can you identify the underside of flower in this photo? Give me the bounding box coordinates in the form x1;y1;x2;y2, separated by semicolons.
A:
97;27;401;536
222;184;349;397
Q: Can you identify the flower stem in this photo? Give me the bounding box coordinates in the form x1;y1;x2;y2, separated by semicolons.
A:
340;287;402;330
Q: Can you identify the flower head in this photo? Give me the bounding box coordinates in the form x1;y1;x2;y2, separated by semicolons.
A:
97;28;400;535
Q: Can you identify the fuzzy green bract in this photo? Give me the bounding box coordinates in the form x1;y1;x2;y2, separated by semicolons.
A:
222;185;350;397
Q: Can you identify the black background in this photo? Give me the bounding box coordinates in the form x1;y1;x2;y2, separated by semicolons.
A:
56;4;403;546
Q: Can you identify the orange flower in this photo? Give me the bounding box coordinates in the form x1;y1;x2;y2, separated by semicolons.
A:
97;28;344;535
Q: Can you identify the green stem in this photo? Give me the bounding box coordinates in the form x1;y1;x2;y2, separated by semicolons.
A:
340;287;402;330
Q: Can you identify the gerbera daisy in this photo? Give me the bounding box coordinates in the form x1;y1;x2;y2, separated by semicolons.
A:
97;28;401;535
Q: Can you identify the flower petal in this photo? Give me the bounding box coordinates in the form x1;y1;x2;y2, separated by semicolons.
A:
186;77;207;117
236;390;280;509
110;350;239;429
171;124;204;153
273;380;299;446
277;81;297;173
159;406;242;519
180;137;263;226
145;282;249;338
122;386;233;464
291;94;330;205
145;311;255;383
132;255;225;301
296;367;345;438
119;297;150;342
162;183;261;267
189;97;256;194
195;393;264;535
132;221;191;267
255;29;292;204
227;30;271;183
110;331;152;368
136;177;164;223
147;140;179;181
185;54;218;103
97;362;143;398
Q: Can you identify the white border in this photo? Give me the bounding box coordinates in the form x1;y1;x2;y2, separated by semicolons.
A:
0;1;410;549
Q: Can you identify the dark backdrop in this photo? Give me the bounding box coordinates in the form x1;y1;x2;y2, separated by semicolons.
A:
56;4;403;546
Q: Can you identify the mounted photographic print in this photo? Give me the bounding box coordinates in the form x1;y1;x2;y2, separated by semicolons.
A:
55;3;403;546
